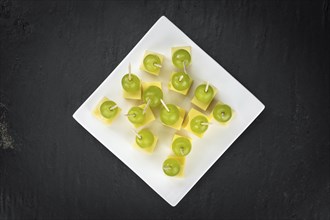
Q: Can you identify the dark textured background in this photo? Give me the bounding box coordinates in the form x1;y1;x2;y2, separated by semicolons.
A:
1;0;330;219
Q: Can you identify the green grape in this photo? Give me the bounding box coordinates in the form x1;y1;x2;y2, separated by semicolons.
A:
143;54;161;72
171;72;191;91
213;104;232;122
172;137;191;156
162;158;180;176
194;84;214;103
136;129;154;148
190;115;208;134
143;86;163;108
121;74;140;92
100;101;118;119
160;104;180;125
128;107;145;124
172;49;191;68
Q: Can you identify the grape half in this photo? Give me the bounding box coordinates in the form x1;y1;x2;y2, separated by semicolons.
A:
171;72;191;91
172;137;191;156
160;104;180;125
190;115;208;133
194;84;214;103
213;104;232;122
143;54;161;72
172;49;191;68
121;74;140;92
136;129;154;148
100;101;118;119
128;107;145;124
162;158;180;176
143;86;163;108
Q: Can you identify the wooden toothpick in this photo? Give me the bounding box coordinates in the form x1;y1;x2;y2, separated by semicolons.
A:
124;113;135;117
179;74;184;82
183;61;187;74
143;99;150;115
109;105;118;111
154;63;162;68
160;99;170;112
201;122;212;126
180;147;185;155
128;62;132;81
131;129;142;139
205;81;209;92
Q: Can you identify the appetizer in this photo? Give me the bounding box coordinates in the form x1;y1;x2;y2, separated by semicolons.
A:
168;71;193;95
160;101;185;130
171;46;191;69
93;97;121;124
191;82;217;111
122;63;142;100
183;108;211;138
142;82;163;108
162;156;185;177
126;103;155;128
211;103;233;124
140;51;164;76
171;134;192;157
134;129;158;153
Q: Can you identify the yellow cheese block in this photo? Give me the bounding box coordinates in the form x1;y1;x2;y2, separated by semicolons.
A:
172;134;192;145
134;135;158;154
140;50;164;76
210;102;234;125
182;108;210;138
168;72;193;95
142;81;162;92
171;46;192;57
161;105;186;130
122;82;142;100
191;85;217;111
166;156;186;177
131;103;155;128
92;97;121;125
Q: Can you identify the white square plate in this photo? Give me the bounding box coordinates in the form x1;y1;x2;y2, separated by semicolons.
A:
73;16;265;206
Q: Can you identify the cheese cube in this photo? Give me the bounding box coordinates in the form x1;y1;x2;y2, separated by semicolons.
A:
171;46;192;58
123;82;142;100
142;82;162;91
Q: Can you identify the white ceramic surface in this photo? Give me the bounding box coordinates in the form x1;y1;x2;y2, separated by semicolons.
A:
73;16;265;206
